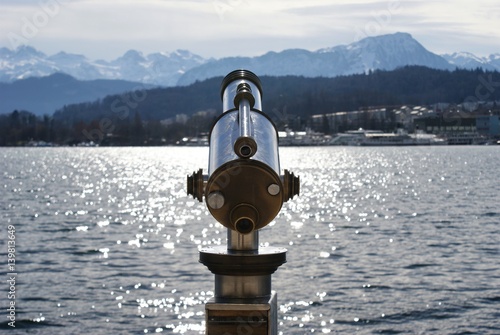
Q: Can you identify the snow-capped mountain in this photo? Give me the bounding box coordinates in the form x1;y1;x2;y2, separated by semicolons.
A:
442;52;500;71
0;46;207;86
0;32;499;87
319;32;453;73
177;32;457;85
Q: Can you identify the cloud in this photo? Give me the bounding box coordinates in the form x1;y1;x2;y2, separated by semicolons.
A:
0;0;499;59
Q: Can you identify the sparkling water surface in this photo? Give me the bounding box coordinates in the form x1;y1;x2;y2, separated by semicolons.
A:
1;146;499;334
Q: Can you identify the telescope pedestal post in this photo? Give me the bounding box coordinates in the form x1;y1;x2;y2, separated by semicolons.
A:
205;292;278;335
200;229;286;335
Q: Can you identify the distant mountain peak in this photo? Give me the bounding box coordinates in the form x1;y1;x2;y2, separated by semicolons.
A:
117;49;146;62
15;45;40;53
487;53;500;61
47;51;87;63
13;45;46;59
359;31;413;43
173;49;194;57
319;32;414;51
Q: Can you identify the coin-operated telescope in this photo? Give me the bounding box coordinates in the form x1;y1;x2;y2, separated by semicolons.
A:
187;69;299;335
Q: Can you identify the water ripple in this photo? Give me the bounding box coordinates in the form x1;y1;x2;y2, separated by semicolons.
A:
1;146;499;334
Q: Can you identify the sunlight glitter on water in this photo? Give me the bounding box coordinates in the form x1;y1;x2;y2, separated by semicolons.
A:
135;288;212;334
2;147;500;335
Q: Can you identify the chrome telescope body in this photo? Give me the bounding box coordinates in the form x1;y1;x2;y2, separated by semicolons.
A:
187;70;299;335
188;69;299;235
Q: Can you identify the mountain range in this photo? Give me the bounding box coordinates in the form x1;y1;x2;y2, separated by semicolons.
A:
1;32;499;88
0;47;207;87
1;32;499;116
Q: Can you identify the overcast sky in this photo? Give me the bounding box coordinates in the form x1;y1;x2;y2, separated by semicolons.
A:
1;0;499;60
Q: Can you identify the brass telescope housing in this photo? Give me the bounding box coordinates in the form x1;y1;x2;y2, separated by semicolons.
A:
187;69;299;234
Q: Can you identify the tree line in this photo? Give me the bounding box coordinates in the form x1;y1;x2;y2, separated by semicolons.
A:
0;109;217;146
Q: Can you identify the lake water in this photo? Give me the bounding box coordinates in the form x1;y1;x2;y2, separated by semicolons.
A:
1;146;499;334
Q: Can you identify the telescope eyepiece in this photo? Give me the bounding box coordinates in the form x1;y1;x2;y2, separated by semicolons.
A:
234;136;258;158
240;145;252;157
231;203;258;235
235;218;254;235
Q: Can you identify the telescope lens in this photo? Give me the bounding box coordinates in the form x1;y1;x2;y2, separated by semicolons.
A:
239;145;252;157
234;136;257;159
235;218;255;235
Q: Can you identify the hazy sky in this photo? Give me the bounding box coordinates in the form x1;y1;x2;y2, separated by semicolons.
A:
1;0;499;60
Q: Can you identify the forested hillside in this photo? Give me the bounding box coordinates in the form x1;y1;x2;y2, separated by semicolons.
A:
53;66;500;124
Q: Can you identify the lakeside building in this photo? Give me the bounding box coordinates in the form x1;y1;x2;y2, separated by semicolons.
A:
476;115;500;137
413;114;477;134
311;104;500;141
311;105;458;135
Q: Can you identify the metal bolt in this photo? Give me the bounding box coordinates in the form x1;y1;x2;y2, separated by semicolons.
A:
267;184;280;196
207;192;225;209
